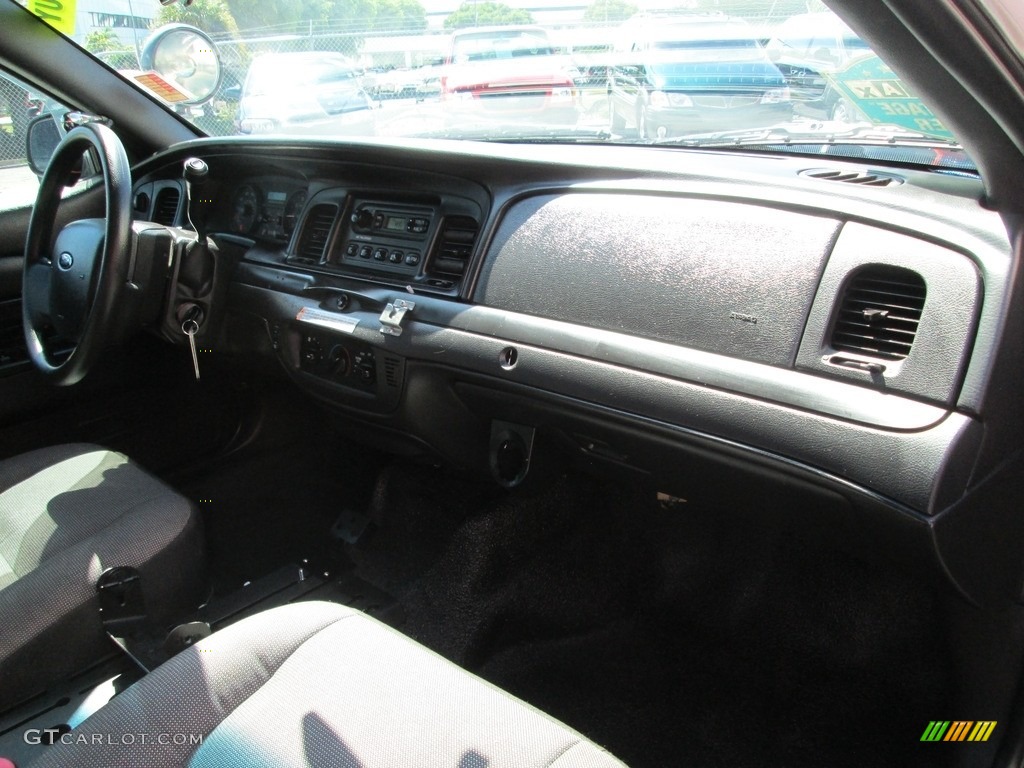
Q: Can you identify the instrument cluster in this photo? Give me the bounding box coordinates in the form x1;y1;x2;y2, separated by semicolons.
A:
228;181;309;242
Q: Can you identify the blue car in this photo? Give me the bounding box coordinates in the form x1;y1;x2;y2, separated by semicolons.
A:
608;14;792;139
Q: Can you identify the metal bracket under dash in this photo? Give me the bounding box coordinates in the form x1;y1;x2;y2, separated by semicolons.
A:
296;306;359;335
379;299;415;336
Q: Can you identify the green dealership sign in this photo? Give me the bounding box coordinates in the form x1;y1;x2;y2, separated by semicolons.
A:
826;55;957;141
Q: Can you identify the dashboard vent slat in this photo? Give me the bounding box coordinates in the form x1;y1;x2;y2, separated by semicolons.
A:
382;355;402;389
152;187;180;225
802;168;902;187
429;216;479;280
296;204;337;262
831;266;926;361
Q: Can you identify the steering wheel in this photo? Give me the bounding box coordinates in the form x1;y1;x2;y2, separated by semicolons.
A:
22;122;133;386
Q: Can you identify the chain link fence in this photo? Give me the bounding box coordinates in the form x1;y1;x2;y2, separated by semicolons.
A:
213;29;443;97
195;4;806;135
0;73;33;166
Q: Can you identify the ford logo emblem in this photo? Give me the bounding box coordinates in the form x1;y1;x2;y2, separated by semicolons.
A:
58;252;74;270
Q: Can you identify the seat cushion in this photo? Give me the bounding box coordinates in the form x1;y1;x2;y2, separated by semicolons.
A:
28;600;627;767
0;444;206;712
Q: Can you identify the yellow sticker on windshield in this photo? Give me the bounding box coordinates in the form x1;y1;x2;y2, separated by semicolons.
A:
28;0;77;36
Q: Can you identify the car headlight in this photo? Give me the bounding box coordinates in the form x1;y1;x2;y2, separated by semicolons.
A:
649;90;671;109
760;87;791;104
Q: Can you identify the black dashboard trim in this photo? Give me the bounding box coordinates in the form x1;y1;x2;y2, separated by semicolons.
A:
232;264;953;429
230;279;981;513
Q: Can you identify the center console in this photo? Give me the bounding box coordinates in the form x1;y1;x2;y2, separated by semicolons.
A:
287;189;482;294
335;200;438;276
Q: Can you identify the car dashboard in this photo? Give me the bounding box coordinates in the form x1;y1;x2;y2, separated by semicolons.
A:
130;136;1012;607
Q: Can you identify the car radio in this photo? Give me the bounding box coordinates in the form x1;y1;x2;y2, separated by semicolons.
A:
334;201;438;274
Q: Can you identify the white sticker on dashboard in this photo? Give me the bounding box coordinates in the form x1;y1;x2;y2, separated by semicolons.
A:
296;307;359;335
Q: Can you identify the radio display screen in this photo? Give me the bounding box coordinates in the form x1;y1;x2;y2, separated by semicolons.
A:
385;216;406;232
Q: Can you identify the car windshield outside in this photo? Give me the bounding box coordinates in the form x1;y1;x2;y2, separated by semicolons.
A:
450;28;556;62
2;0;971;171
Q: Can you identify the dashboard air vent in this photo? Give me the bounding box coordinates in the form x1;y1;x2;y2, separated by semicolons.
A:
295;204;337;262
152;187;180;225
382;355;403;389
802;168;902;187
429;216;479;279
831;266;926;360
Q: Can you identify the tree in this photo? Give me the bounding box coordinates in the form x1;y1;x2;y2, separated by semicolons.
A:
444;2;533;30
154;0;241;38
583;0;637;23
692;0;810;21
83;29;124;55
322;0;378;44
84;28;139;69
224;0;303;34
369;0;428;34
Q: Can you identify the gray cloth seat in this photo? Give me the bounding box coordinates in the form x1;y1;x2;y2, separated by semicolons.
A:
0;443;206;713
28;600;628;767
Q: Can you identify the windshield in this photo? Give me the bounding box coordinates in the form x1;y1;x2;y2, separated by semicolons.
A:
17;0;972;170
451;29;556;62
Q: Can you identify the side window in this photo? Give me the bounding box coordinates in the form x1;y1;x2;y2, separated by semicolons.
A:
0;71;39;214
0;71;35;211
0;70;65;213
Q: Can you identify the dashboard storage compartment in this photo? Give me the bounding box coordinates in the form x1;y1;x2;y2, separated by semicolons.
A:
475;192;841;366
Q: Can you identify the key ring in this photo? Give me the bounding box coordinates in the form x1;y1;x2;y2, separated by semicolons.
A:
182;319;200;336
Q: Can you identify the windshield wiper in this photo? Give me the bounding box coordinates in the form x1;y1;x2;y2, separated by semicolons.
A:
655;121;963;149
411;125;613;143
653;121;975;172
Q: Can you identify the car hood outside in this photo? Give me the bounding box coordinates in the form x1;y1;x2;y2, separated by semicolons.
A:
644;59;787;90
240;86;373;122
